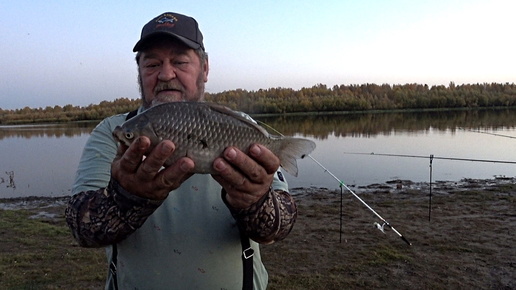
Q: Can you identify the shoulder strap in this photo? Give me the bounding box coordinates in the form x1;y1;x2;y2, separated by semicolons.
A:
240;230;254;290
109;244;119;290
221;188;255;290
126;109;138;121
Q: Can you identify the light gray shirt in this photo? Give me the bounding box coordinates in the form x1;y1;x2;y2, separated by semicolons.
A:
71;110;290;290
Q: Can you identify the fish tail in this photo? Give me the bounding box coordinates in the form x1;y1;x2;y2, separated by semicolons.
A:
277;138;316;177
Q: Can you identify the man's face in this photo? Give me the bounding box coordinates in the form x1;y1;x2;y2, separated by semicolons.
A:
137;39;209;108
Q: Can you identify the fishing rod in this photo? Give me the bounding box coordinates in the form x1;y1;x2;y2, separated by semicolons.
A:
258;121;412;246
343;152;516;164
307;155;412;246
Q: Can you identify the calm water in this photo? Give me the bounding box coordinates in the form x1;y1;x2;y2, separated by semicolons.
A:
2;109;516;198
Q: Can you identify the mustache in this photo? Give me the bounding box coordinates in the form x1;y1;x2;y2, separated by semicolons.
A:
154;82;185;95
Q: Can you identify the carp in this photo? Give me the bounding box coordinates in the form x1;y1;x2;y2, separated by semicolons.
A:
113;102;316;176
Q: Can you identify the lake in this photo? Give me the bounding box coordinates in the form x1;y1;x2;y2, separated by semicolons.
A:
2;109;516;198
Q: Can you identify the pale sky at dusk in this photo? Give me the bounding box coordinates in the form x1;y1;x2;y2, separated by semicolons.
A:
1;0;514;110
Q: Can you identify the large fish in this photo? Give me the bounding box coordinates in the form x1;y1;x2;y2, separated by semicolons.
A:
112;102;316;176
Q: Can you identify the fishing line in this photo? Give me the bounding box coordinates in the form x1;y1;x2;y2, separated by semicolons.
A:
343;152;516;164
345;151;516;223
257;121;412;246
459;127;516;139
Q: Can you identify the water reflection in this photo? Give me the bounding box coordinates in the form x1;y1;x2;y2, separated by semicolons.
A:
2;109;516;140
0;121;97;140
256;109;516;139
1;109;516;198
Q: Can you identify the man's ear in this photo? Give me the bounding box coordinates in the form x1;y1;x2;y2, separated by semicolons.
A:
203;57;209;82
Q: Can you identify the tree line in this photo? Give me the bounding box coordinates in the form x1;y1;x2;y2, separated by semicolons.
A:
0;98;139;125
1;82;515;125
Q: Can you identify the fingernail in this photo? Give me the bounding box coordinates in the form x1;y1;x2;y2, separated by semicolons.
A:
136;137;146;150
250;144;261;156
161;142;173;154
226;148;237;160
214;159;226;171
180;160;191;171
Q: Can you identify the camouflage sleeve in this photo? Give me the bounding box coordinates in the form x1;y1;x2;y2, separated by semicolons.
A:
222;188;297;244
65;178;163;248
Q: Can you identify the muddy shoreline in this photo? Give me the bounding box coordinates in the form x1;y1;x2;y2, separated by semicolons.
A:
2;176;514;209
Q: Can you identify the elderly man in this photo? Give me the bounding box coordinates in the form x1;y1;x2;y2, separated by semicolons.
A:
65;12;297;290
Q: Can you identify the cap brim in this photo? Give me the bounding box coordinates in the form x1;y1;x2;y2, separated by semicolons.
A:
133;31;202;52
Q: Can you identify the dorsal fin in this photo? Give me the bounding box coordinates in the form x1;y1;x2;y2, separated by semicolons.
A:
203;102;271;136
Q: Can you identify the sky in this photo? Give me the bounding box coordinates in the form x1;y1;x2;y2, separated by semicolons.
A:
1;0;515;110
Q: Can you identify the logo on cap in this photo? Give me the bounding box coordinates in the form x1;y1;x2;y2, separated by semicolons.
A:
156;14;178;28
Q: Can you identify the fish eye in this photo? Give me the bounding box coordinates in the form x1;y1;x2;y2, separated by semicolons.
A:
125;132;134;139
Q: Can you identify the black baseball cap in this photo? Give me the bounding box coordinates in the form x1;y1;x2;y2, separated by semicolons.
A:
133;12;204;52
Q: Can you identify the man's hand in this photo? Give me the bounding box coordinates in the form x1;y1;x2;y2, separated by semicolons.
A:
212;144;280;209
111;136;194;200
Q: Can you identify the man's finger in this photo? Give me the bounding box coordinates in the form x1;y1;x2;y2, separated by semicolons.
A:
157;157;195;189
138;140;175;176
248;144;280;174
118;137;150;172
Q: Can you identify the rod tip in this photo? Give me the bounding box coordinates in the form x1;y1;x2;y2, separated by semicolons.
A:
401;236;412;246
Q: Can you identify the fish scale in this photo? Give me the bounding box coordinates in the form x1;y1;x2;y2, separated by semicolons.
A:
113;102;316;176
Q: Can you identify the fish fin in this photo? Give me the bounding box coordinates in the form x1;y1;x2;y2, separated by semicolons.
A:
204;102;271;136
277;137;316;177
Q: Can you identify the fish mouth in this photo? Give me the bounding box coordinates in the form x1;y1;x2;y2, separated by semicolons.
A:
112;126;133;147
112;126;124;143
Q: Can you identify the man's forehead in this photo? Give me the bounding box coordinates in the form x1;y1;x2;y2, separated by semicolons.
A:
140;42;193;59
140;37;192;55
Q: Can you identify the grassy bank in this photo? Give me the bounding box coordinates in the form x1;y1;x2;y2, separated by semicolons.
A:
0;200;105;289
1;179;515;289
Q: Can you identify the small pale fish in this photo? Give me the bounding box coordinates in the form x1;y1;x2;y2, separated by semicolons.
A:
112;102;316;176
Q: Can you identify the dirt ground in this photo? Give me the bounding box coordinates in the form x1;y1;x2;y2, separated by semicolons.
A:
1;178;515;289
261;178;516;289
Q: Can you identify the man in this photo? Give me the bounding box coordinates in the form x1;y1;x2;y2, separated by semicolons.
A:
65;12;297;290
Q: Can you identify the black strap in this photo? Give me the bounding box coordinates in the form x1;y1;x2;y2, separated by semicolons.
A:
126;109;138;121
109;244;118;290
240;230;254;290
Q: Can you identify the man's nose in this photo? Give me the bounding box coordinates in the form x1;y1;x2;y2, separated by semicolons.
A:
158;62;176;81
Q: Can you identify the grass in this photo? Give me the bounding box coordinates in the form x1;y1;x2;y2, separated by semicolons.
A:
0;179;515;289
365;245;411;266
0;208;105;289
